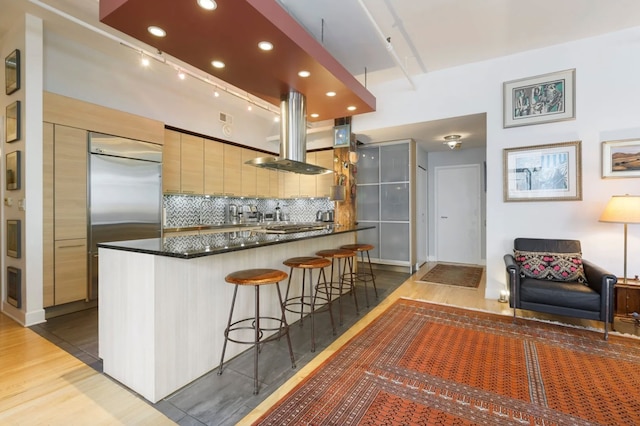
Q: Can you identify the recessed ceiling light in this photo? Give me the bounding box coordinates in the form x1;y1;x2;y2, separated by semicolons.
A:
326;91;336;97
147;26;166;37
298;70;310;78
211;60;225;69
310;113;319;118
258;41;273;51
347;106;356;111
197;0;217;10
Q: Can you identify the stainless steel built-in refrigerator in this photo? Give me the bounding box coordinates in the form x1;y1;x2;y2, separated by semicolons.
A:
88;132;162;300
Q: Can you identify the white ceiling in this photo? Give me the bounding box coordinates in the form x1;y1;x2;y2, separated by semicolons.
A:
3;0;640;151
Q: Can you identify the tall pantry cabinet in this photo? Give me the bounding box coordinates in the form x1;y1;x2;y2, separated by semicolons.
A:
356;140;416;272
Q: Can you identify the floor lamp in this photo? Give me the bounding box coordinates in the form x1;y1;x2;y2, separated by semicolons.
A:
599;195;640;284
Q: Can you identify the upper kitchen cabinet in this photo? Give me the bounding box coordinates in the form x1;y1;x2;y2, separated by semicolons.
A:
315;150;334;198
180;134;204;194
241;148;257;197
54;125;88;240
163;129;181;193
299;152;316;197
223;144;242;196
204;139;224;195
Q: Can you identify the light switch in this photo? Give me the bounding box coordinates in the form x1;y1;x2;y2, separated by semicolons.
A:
18;199;26;211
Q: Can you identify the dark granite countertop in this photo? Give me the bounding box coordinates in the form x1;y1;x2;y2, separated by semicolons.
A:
97;224;374;259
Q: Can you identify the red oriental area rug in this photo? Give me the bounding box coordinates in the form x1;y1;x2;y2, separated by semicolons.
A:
253;298;640;425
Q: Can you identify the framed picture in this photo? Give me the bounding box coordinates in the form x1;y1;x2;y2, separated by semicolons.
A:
333;124;351;148
6;100;20;142
602;138;640;178
5;49;20;95
6;150;21;190
7;219;21;258
7;267;21;308
503;69;575;128
503;141;582;202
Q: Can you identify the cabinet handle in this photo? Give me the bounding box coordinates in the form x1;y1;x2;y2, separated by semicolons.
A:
58;244;84;249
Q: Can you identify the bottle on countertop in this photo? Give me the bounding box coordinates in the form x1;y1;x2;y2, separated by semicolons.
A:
275;203;282;222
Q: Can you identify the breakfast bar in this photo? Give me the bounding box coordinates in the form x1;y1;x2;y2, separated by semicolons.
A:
98;225;371;403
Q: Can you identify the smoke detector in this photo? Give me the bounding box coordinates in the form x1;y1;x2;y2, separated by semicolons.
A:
443;134;461;150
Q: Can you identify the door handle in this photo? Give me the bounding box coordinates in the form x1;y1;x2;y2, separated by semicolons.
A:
440;216;448;219
58;244;84;249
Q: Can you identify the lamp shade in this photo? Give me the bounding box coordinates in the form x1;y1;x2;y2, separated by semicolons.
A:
599;195;640;224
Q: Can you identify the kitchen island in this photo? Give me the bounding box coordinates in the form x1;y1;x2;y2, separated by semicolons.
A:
98;224;371;403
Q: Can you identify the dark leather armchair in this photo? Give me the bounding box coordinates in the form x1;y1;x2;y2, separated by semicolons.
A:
504;238;616;340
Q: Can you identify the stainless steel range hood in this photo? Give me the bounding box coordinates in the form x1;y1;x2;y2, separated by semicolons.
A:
247;91;333;175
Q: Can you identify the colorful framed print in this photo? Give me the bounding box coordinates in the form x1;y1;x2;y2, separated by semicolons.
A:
602;139;640;178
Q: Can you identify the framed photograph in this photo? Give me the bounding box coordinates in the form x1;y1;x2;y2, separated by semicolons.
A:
503;141;582;202
7;267;21;308
503;69;575;128
5;49;20;95
7;219;21;258
6;100;20;142
333;124;351;148
602;139;640;178
6;150;21;190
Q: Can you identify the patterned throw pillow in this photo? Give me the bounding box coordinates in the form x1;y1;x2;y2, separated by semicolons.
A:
514;250;587;283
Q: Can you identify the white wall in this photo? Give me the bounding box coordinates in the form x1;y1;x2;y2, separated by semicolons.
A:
354;26;640;299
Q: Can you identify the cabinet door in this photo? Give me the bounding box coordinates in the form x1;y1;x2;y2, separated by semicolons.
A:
54;239;87;305
283;172;300;198
180;134;204;194
204;139;224;195
43;122;55;307
269;170;280;198
163;129;181;193
241;148;257;196
256;167;271;197
299;152;316;197
315;150;334;197
223;144;242;196
54;125;87;240
380;143;409;182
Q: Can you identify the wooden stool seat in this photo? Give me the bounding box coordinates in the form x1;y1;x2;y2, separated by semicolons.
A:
315;249;355;259
283;256;331;269
340;243;375;252
218;267;294;395
282;256;335;352
225;269;288;285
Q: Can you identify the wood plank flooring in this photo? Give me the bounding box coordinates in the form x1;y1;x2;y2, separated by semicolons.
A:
0;311;172;425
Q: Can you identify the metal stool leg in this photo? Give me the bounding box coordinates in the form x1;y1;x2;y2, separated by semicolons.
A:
253;285;260;394
275;282;296;369
344;256;359;313
366;250;378;298
218;284;239;375
315;267;336;335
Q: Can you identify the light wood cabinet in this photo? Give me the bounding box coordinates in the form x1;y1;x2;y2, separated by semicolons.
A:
223;144;242;196
315;150;334;198
180;134;204;194
256;167;271;197
282;172;300;198
43;123;55;307
241;148;257;196
299;152;317;197
269;170;280;198
163;129;181;193
54;239;88;305
204;139;224;195
54;126;88;240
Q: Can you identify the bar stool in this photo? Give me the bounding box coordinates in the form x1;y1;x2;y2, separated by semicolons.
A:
282;256;335;352
218;268;295;395
340;243;378;307
315;248;359;325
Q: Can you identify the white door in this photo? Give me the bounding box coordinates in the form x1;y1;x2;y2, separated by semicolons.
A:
417;165;427;267
435;164;481;264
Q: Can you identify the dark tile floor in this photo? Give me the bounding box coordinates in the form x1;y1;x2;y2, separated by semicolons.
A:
31;267;411;426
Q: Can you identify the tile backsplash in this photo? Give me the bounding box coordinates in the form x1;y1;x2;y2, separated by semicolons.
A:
163;194;335;228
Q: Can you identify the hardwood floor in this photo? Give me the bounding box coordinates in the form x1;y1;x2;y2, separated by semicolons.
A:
3;262;636;425
0;310;172;425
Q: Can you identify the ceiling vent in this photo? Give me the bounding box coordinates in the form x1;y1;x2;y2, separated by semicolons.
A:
219;112;233;125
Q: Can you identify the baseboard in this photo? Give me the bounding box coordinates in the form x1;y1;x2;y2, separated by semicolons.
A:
45;299;97;319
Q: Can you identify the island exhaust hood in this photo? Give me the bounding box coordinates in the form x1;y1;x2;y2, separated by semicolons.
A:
246;91;333;175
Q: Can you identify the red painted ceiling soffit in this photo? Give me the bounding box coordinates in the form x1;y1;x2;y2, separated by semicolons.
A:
99;0;376;122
